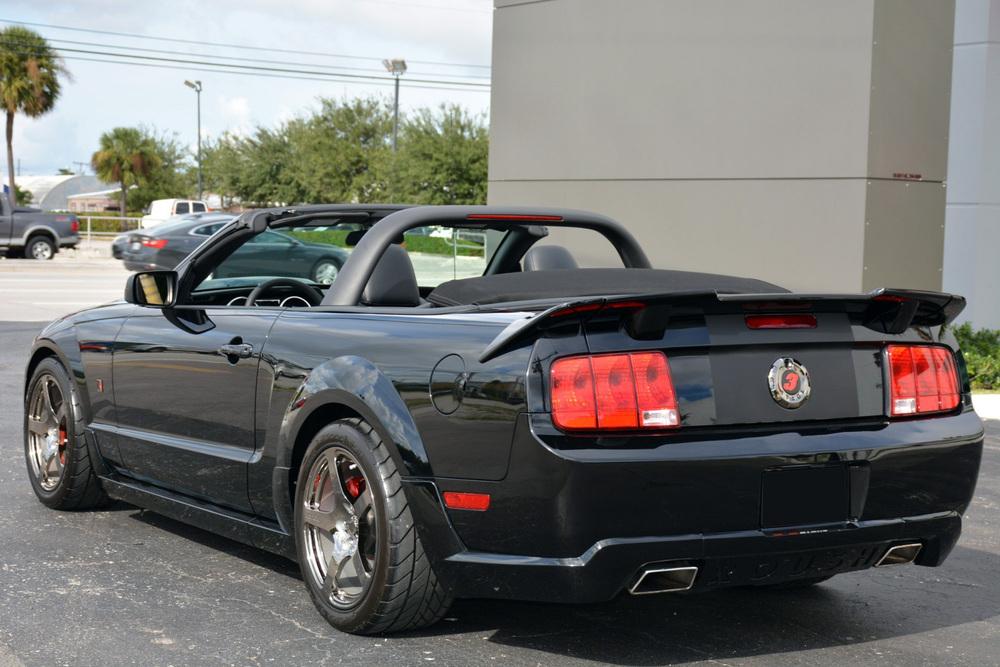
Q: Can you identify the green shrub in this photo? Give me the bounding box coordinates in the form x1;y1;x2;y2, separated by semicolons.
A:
953;323;1000;390
73;213;144;233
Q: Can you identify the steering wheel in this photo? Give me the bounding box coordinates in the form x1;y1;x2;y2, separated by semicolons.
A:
245;278;322;307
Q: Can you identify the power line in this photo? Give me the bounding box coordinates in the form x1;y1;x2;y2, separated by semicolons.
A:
0;18;492;70
36;36;492;81
6;43;490;89
52;54;491;94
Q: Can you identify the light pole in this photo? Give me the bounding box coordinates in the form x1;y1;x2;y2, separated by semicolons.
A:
382;58;407;152
184;79;203;199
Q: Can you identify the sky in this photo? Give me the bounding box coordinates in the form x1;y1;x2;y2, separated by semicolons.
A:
0;0;493;176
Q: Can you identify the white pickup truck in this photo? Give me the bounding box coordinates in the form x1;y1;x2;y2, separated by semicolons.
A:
141;199;208;229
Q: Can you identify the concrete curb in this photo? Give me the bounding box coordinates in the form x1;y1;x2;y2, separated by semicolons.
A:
972;394;1000;422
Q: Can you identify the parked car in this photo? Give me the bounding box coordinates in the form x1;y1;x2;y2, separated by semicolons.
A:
0;193;79;260
112;212;230;260
121;215;347;285
140;198;209;229
23;204;984;636
118;214;233;270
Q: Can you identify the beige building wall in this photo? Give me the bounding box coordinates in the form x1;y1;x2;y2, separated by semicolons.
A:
489;0;955;293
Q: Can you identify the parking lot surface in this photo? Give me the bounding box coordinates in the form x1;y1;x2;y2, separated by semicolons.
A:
0;262;998;666
0;253;130;322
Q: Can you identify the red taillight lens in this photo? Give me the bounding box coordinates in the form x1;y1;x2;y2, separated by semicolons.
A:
886;345;960;417
591;354;638;428
442;491;491;511
550;351;679;431
630;351;680;427
70;219;80;234
550;356;597;430
141;238;168;249
745;314;817;329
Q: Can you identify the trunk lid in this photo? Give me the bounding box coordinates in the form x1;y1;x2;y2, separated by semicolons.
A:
487;288;966;430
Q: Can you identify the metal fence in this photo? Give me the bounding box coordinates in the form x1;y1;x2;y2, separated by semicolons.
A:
78;216;143;241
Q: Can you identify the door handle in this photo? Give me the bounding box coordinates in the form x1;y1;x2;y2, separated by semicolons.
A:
218;343;253;359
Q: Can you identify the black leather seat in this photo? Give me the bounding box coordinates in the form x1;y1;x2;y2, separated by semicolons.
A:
361;244;421;307
522;245;579;271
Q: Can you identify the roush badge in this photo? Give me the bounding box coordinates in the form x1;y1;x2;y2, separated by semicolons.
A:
768;358;811;409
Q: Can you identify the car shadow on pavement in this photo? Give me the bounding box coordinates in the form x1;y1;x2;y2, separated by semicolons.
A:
128;508;301;579
119;506;1000;665
405;544;1000;665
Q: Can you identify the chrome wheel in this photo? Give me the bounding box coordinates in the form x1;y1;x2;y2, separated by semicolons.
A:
312;261;339;285
26;374;69;492
302;447;377;609
30;240;54;260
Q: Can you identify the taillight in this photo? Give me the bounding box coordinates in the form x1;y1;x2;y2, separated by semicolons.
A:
141;238;168;249
886;345;960;417
745;314;817;329
70;218;79;234
550;351;679;431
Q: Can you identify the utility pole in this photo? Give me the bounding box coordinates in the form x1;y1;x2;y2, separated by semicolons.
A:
73;161;87;175
382;59;407;152
184;80;203;199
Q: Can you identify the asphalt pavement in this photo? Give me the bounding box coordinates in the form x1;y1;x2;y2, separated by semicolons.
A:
0;261;999;666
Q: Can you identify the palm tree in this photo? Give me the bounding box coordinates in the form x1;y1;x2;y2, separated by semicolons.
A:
91;127;162;217
0;27;66;203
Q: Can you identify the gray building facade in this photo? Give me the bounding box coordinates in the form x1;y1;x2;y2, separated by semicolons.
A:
488;0;956;297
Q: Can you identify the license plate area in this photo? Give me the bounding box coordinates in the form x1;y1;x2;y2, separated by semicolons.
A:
761;465;848;529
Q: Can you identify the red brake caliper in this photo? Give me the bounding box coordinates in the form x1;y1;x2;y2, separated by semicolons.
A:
345;476;366;499
58;427;68;465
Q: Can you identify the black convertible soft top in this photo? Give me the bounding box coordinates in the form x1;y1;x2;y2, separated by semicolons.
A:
427;268;788;307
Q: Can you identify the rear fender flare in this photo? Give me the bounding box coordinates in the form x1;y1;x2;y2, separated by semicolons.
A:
276;355;430;478
20;225;61;246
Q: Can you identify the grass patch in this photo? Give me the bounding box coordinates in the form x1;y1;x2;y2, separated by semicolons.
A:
285;229;483;257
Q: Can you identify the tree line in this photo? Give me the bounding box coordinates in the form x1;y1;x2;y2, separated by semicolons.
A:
200;98;488;209
91;98;488;214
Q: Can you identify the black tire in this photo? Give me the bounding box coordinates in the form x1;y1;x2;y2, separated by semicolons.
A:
294;418;452;634
24;358;109;510
24;235;56;260
755;575;833;590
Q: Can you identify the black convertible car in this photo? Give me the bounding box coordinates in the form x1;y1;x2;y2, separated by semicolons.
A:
23;205;983;635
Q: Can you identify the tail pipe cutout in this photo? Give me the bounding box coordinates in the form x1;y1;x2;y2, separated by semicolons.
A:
628;565;699;595
874;543;923;567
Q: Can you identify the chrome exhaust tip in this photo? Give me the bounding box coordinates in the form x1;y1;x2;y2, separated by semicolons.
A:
875;542;922;567
629;565;699;595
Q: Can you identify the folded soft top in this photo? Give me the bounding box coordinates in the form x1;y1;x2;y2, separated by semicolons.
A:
427;268;788;307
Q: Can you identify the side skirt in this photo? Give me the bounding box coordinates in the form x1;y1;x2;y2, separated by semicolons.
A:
100;474;296;560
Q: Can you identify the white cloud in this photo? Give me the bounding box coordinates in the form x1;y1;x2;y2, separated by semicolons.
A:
218;96;252;137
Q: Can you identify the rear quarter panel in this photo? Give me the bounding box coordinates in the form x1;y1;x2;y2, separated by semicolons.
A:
250;309;530;521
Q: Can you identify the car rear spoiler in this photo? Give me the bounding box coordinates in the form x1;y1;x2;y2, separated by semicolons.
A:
478;287;966;362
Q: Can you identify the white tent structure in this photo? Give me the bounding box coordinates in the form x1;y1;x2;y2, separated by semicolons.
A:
11;175;114;211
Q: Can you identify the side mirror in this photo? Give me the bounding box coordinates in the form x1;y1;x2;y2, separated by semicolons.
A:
125;271;178;308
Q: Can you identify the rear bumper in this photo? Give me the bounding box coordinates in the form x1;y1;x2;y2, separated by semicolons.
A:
439;511;961;602
122;259;163;272
59;234;79;247
416;409;983;602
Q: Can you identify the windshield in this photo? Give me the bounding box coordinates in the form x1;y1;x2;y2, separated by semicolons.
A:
193;221;493;293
